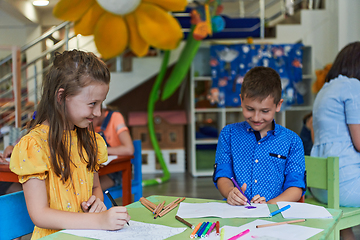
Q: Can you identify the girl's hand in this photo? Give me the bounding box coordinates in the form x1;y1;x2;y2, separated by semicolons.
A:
81;195;107;213
99;206;130;230
251;194;266;204
227;183;248;206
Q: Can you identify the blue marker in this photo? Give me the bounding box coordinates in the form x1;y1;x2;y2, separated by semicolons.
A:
197;222;209;238
269;204;291;217
195;222;206;238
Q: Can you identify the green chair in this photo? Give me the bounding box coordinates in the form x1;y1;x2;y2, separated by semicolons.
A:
305;155;360;240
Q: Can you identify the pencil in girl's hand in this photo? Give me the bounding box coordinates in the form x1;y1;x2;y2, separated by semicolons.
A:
175;215;194;229
105;190;130;226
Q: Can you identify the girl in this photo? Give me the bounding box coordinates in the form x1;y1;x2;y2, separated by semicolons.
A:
10;50;130;239
311;41;360;240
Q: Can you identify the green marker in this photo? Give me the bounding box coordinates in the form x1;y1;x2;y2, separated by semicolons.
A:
201;222;212;238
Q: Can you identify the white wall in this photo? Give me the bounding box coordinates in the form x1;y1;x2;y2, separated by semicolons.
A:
338;0;360;51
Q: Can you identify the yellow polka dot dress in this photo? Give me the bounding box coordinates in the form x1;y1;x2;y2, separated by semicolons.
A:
10;124;107;239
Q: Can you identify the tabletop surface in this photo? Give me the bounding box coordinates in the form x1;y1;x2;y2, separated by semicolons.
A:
40;195;342;240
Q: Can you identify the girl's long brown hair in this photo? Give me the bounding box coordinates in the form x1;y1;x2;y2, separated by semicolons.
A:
27;50;110;182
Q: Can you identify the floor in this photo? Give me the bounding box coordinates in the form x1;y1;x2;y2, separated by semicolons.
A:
22;172;360;239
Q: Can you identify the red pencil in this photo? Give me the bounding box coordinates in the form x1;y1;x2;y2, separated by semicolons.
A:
216;221;220;236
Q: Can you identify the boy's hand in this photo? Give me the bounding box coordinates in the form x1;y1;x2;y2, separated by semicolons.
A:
99;206;130;230
81;195;107;213
251;194;266;204
227;183;249;205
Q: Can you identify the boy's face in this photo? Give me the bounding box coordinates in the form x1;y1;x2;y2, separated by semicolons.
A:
240;94;283;137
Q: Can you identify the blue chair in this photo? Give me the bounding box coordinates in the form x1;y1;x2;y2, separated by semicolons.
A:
0;191;34;240
103;140;142;208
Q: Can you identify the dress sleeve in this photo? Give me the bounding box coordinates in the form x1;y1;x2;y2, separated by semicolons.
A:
344;80;360;124
9;136;50;183
95;133;108;170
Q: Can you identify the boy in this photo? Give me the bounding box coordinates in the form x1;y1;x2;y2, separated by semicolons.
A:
213;66;306;205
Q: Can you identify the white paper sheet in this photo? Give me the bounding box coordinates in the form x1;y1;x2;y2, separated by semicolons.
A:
62;220;186;240
176;202;270;218
101;155;120;166
205;219;323;240
277;201;333;219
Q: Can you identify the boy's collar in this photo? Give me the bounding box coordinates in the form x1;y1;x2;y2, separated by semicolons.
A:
245;120;278;135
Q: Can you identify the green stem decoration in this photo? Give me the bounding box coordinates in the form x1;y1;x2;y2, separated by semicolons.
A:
161;25;201;101
143;25;201;186
142;50;171;186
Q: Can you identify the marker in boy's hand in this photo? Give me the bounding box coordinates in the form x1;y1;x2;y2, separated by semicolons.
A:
81;195;107;213
226;181;249;206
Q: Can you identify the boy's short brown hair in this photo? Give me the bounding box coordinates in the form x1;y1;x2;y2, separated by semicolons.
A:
241;66;282;104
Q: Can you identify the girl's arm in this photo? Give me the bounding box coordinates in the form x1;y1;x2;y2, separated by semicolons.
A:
348;124;360;152
23;178;130;230
266;187;302;204
106;131;134;156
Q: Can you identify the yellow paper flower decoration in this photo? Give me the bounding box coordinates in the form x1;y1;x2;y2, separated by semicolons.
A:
53;0;187;59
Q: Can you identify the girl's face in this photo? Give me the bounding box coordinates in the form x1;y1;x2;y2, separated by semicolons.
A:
65;80;109;129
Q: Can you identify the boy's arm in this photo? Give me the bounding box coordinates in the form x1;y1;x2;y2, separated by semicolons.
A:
23;178;130;230
266;187;302;204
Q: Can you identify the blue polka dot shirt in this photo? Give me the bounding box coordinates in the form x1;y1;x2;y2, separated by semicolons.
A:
213;121;306;201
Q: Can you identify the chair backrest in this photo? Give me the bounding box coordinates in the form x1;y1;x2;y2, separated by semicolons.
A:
103;139;142;208
0;191;34;239
305;155;340;209
131;140;142;189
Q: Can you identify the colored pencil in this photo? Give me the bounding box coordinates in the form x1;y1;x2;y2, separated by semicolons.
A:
190;222;203;238
139;197;157;209
256;219;306;228
159;202;179;217
164;198;180;210
140;201;154;212
154;201;165;219
175;215;194;229
158;197;186;217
